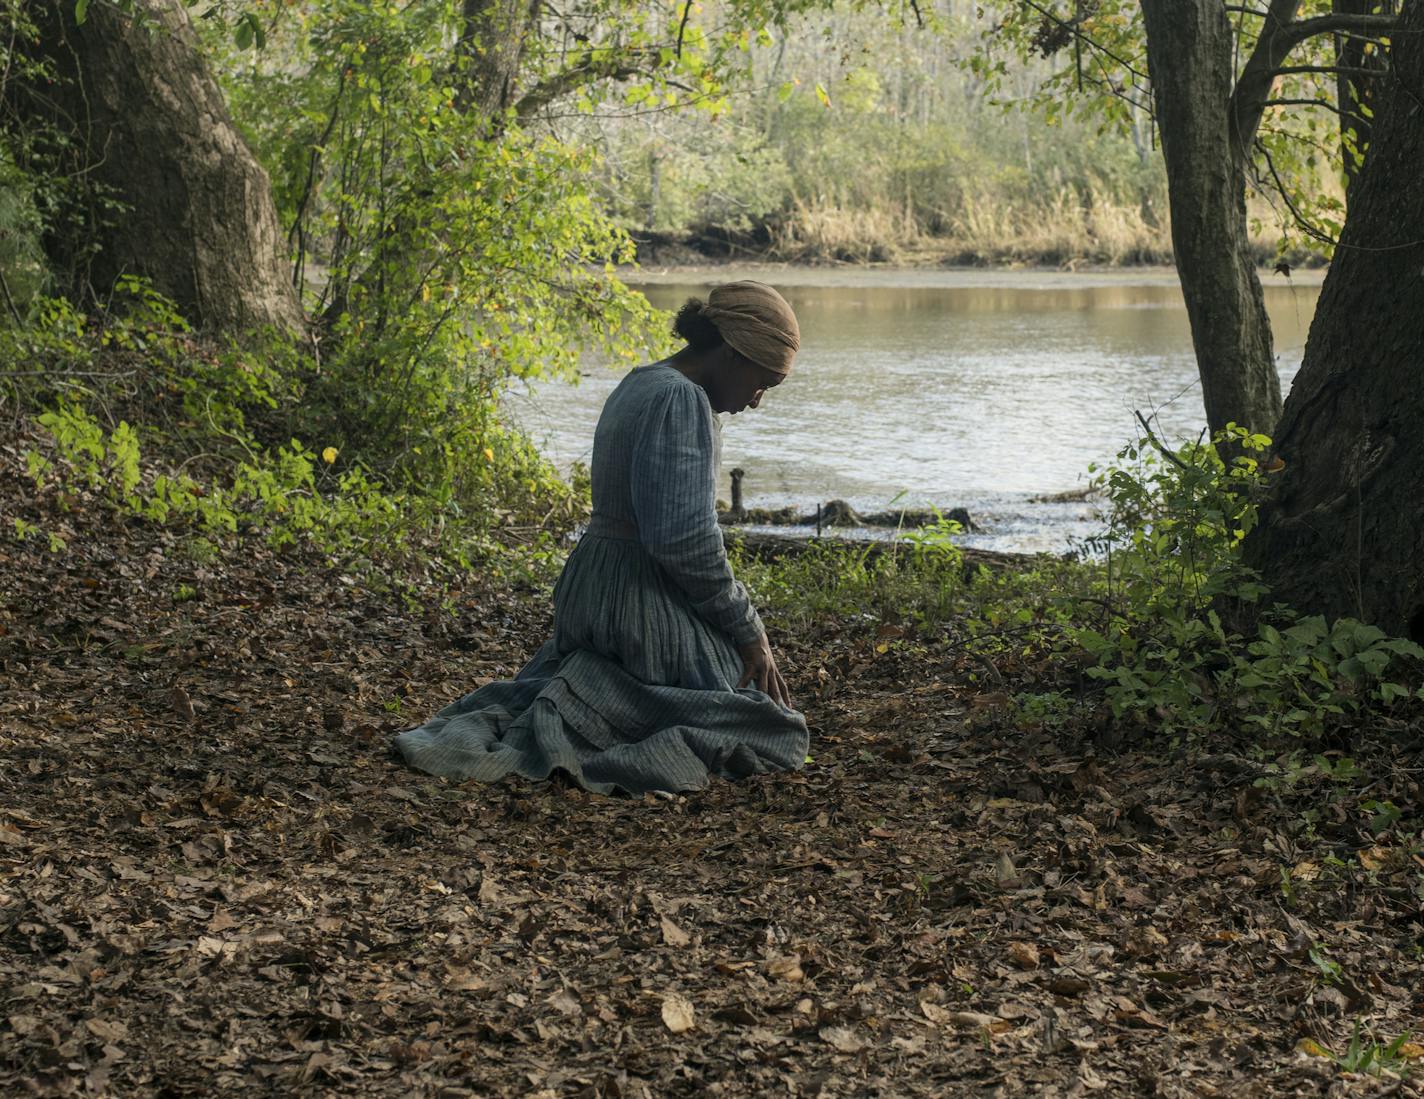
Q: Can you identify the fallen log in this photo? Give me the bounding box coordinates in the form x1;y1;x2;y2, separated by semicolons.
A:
724;530;1037;577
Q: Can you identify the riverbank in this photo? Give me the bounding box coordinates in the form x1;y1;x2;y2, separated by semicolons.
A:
618;261;1327;291
628;226;1332;275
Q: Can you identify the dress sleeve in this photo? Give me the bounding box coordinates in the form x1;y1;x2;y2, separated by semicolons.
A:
630;381;765;646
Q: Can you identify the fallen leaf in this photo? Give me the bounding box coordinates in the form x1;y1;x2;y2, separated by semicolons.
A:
206;909;239;933
1008;941;1040;970
819;1025;867;1053
660;916;691;947
548;989;582;1017
765;955;804;982
85;1018;128;1043
170;686;195;723
661;993;695;1034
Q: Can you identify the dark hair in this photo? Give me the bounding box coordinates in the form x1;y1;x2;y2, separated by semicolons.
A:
672;297;724;351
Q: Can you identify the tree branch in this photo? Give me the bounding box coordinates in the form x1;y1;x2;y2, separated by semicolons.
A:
1015;0;1148;81
1231;5;1401;159
514;52;688;119
1261;96;1346;111
1134;410;1193;472
1230;0;1303;158
674;1;692;56
1270;63;1388;79
1276;11;1400;49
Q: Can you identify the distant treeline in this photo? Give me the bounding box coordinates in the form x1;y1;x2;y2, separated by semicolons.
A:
576;4;1310;267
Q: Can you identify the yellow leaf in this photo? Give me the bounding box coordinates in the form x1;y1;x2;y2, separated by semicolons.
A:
321;447;338;464
482;447;495;462
1398;1042;1424;1060
1296;1038;1331;1058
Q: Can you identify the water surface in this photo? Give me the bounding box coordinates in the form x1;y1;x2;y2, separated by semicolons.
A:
505;267;1321;552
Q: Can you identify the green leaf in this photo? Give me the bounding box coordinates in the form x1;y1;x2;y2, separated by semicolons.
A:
74;0;89;22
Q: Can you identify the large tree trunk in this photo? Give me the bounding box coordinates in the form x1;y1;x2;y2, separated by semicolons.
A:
15;0;302;335
1245;0;1424;640
1139;0;1283;437
1332;0;1396;200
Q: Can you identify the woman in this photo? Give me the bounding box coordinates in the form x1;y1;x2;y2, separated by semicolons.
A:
394;281;809;796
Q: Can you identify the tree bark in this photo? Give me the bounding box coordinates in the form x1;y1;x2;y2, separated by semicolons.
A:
14;0;302;335
1332;0;1396;200
457;0;539;122
1245;0;1424;639
1139;0;1283;437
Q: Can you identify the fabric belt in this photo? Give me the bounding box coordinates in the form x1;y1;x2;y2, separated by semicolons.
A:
585;514;640;541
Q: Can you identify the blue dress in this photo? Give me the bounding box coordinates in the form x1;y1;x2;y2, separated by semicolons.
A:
393;363;809;795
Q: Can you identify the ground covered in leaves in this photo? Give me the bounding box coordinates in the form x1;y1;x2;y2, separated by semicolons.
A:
3;435;1423;1097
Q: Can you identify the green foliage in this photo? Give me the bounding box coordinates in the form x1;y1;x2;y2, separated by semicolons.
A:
214;0;662;512
1331;1021;1417;1078
739;415;1421;749
1071;424;1422;737
7;282;583;572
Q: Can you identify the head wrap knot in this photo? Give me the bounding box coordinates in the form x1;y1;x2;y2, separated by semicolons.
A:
699;281;800;376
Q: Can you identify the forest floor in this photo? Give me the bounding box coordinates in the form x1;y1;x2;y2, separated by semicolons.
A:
2;435;1423;1098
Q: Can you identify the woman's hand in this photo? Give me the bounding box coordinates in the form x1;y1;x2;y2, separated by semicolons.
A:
737;634;793;709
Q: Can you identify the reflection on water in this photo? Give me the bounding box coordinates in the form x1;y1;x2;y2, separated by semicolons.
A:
505;271;1320;553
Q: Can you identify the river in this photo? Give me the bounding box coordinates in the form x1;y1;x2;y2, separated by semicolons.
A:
504;266;1322;553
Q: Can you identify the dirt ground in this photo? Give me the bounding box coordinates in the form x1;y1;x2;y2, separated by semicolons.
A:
2;439;1423;1097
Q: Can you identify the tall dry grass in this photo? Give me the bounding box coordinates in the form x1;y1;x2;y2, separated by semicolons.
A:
762;184;1325;269
947;187;1172;266
767;197;915;263
768;185;1174;266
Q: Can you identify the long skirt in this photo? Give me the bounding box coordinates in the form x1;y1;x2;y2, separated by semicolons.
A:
393;534;809;796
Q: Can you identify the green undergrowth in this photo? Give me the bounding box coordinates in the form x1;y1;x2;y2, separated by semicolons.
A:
3;281;586;584
735;423;1424;766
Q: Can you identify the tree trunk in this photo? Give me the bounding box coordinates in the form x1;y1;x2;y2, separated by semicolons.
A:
1332;0;1396;200
15;0;302;335
1245;0;1424;639
1139;0;1283;437
457;0;538;121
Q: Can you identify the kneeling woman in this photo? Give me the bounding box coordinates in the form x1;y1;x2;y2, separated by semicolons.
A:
394;281;809;796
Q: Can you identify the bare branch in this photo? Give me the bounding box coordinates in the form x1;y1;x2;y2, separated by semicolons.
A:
674;1;692;57
1260;96;1346;110
515;52;691;119
1270;63;1389;79
1134;410;1193;472
1277;11;1400;48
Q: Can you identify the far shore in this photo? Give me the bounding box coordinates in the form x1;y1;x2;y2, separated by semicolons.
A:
616;261;1327;291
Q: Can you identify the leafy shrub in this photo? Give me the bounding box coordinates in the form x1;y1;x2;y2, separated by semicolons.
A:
1071;424;1423;737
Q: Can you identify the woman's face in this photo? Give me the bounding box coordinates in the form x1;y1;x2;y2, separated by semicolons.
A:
707;346;785;415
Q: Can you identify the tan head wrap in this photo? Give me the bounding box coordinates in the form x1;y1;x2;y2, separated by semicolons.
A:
699;281;800;376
